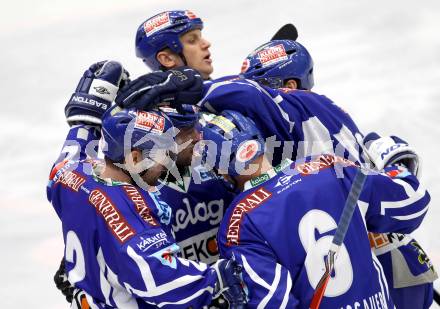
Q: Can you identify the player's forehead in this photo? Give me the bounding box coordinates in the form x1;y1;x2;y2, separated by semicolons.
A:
180;29;203;42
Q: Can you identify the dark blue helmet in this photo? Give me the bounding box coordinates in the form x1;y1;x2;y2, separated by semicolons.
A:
135;10;204;70
200;110;265;176
240;40;314;90
101;105;177;163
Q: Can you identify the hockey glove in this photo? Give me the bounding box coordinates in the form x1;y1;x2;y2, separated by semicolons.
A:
213;259;247;309
363;132;420;176
53;258;74;303
115;67;203;110
65;60;130;126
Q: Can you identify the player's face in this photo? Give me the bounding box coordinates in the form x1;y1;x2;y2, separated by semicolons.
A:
180;29;213;80
175;125;201;167
141;163;167;186
127;149;172;186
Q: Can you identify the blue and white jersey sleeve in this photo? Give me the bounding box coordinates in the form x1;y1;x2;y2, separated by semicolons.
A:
359;166;430;234
219;215;297;308
199;79;296;142
47;125;100;203
54;124;101;165
109;227;218;308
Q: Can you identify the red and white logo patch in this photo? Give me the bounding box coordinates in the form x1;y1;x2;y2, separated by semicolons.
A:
185;10;198;19
236;140;259;162
240;58;250;73
135;111;165;134
144;12;171;36
258;44;288;67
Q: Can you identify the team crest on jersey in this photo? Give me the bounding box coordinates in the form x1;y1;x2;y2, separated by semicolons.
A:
144;12;171;36
150;244;179;269
386;167;410;179
134;111;165;134
236;140;260;163
258;44;288;67
226;187;272;246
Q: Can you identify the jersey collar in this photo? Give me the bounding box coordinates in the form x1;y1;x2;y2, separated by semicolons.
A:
91;160;130;186
243;159;293;191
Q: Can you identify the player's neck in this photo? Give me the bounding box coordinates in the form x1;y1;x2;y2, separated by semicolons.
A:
234;155;273;191
101;160;132;184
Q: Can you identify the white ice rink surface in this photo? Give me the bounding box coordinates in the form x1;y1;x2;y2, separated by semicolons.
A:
0;0;439;307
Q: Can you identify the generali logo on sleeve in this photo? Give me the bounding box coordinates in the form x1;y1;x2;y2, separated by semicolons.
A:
134;111;165;134
143;12;171;36
258;44;288;67
226;187;272;246
89;189;135;243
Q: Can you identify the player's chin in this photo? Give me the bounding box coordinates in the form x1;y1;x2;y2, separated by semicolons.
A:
141;164;167;186
199;62;213;80
176;149;194;167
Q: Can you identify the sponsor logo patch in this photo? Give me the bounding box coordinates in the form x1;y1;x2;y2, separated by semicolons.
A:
144;12;171;36
209;115;236;133
134;111;165;133
123;186;158;226
226;187;272;246
177;228;219;264
249;173;270;187
56;170;86;192
89;189;135;243
274;175;294;188
295;154;357;176
136;231;168;252
236;140;260;163
258;44;288;67
185;10;198;19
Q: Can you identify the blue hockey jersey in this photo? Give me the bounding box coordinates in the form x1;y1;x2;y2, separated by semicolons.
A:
154;167;235;265
217;155;430;308
47;126;219;308
198;77;436;305
199;78;366;165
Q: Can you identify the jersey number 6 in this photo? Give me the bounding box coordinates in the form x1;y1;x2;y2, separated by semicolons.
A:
299;209;353;296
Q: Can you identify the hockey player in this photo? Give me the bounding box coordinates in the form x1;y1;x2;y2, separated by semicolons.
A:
135;10;213;80
124;40;365;168
240;39;437;309
201;110;431;308
48;61;246;308
133;10;236;266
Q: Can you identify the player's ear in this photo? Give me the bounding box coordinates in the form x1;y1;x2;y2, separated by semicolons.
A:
156;50;181;69
284;79;298;90
124;149;143;170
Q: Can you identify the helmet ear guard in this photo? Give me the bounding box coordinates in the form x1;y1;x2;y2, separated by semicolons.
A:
240;39;314;90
